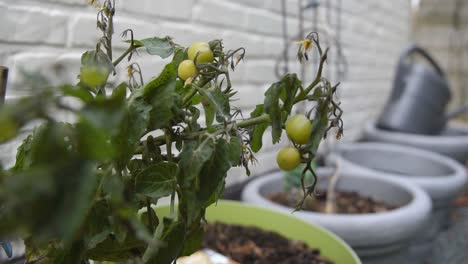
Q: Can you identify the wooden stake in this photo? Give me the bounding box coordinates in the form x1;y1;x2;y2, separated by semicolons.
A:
0;66;8;106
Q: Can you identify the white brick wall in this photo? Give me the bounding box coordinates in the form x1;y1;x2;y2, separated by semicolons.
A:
0;0;411;183
413;0;468;112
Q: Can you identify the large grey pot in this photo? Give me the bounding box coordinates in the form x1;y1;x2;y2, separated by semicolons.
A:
363;121;468;163
326;142;467;260
241;168;432;264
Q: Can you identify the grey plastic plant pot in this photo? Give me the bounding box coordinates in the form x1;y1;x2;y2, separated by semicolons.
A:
363;120;468;163
241;168;432;264
326;142;467;260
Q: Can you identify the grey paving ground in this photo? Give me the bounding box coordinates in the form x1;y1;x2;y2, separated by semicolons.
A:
431;206;468;264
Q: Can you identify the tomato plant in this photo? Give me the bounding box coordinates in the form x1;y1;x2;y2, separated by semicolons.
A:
0;1;343;263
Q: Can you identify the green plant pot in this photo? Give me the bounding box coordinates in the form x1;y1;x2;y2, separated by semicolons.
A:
157;200;361;264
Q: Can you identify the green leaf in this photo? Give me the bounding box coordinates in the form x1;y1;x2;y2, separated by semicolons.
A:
87;234;145;262
143;218;185;264
139;37;176;59
1;123;98;250
172;46;187;69
198;137;242;205
308;101;330;153
198;88;230;123
188;106;201;131
61;85;94;103
310;86;324;100
102;170;125;203
182;226;204;256
13;125;46;171
114;88;152;169
203;99;216;127
143;63;179;129
264;83;283;144
249;104;268;153
178;141;214;189
0;96;49;143
81;93;125;133
83;200;112;250
279;73;301;115
76;120;115;161
135;162;177;199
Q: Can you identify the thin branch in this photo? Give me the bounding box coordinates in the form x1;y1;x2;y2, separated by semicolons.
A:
324;159;341;214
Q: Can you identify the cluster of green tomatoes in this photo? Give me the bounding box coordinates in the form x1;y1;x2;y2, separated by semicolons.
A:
276;114;312;171
178;41;214;81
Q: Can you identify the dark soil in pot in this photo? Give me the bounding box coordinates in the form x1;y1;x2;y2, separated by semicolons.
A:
202;222;334;263
267;189;399;214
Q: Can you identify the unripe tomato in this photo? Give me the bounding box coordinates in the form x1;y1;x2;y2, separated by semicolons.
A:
80;66;109;87
285;114;312;145
178;60;198;80
276;147;301;171
188;42;214;64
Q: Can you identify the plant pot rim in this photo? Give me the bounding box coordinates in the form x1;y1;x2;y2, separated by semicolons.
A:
242;169;432;247
329;142;467;200
366;120;468;142
156;200;361;264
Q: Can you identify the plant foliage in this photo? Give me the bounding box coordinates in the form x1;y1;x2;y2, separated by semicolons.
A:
0;2;343;263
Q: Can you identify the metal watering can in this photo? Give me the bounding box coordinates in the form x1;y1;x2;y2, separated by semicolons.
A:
377;44;451;135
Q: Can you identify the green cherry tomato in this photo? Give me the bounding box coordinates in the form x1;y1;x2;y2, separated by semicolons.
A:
276;147;301;171
188;41;214;64
178;60;198;80
80;66;109;87
285;114;312;145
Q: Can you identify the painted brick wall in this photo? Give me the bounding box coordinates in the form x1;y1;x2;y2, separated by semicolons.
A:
413;0;468;113
0;0;411;184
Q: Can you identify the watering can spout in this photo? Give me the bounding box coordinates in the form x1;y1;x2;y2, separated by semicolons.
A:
376;44;451;135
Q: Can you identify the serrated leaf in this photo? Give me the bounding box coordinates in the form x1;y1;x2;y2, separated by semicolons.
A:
139;37;176;59
188;106;201;131
279;73;301;115
172;47;187;69
1;123;98;248
135;162;177;199
178;141;214;189
264;83;283;144
309;101;330;153
143;218;185;264
143;63;179;129
114;88;151;169
182;226;204;256
202;99;216;127
249;104;268;153
198;88;230;123
198;137;242;206
83;200;112;250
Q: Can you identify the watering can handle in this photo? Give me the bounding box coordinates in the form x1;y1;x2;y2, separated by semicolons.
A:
398;44;446;77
